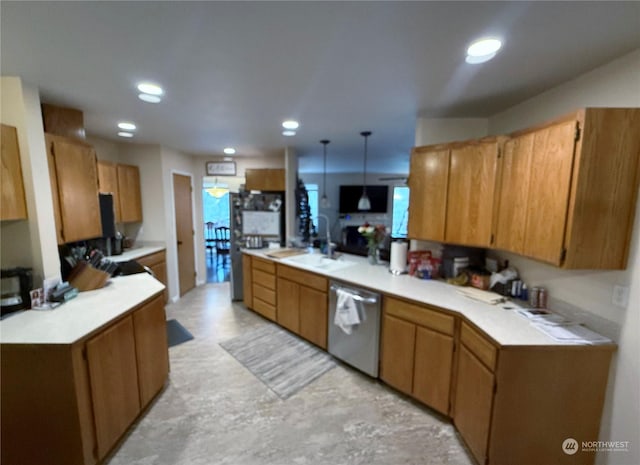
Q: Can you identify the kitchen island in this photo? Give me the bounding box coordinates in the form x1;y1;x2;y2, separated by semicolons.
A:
243;248;616;465
0;273;169;465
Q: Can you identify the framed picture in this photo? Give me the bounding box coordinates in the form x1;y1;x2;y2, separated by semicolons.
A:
206;161;236;176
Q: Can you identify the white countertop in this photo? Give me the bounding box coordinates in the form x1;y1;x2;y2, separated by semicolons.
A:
109;245;166;263
245;248;612;348
0;273;165;344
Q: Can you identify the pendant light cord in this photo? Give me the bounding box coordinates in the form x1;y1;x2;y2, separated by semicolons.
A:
361;131;371;190
320;140;330;199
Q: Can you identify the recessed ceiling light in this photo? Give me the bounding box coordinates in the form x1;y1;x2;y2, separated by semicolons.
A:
467;38;502;56
282;120;299;130
138;93;162;103
118;132;134;138
282;130;296;136
223;147;236;155
137;82;164;96
117;122;136;131
223;157;233;161
465;54;497;64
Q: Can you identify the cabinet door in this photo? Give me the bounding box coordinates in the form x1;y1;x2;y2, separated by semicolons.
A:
494;134;534;253
46;137;64;244
453;344;495;465
245;168;285;191
242;255;253;309
97;160;121;222
379;314;416;396
276;277;300;333
132;295;169;408
413;326;454;416
299;286;328;349
446;140;499;247
49;135;102;243
117;164;143;222
407;147;450;241
1;124;28;220
86;316;140;459
522;120;577;265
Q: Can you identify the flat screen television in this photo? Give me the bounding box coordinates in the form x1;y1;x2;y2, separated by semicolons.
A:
339;185;389;213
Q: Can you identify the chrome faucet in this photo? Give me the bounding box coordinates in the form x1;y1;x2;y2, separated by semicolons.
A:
317;214;333;259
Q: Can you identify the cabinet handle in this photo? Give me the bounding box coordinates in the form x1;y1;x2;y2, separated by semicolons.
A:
177;240;183;245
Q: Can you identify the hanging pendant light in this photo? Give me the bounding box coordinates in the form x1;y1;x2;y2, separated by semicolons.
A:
358;131;372;211
320;140;331;208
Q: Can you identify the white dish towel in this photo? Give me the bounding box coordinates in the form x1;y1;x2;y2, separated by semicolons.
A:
335;288;362;335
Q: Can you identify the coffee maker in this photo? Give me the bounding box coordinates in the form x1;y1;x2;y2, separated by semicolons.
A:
1;267;33;316
96;193;122;256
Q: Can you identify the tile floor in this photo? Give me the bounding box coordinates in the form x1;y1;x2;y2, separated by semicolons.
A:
106;282;474;465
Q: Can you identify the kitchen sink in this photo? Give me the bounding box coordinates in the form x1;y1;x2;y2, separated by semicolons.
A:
281;253;356;272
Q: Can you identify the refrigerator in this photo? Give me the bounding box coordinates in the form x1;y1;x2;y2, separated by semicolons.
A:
229;191;285;300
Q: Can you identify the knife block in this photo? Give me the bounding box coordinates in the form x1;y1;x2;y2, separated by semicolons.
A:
68;262;110;291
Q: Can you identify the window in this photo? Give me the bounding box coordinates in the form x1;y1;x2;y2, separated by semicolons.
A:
306;184;319;234
202;188;230;227
391;186;409;238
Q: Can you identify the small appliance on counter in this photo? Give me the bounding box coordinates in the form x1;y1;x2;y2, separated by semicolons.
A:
1;267;33;316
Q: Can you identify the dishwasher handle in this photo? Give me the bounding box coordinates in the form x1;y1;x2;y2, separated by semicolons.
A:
330;284;379;304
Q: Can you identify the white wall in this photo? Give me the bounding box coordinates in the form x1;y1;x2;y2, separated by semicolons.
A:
415;117;488;146
1;77;60;286
487;49;640;465
88;136;121;163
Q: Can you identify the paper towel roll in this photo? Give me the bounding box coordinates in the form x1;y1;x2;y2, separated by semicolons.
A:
390;241;408;272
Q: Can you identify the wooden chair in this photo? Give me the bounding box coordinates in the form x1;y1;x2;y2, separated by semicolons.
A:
215;226;231;262
205;222;216;260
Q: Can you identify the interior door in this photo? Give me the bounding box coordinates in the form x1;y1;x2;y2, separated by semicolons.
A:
173;173;196;296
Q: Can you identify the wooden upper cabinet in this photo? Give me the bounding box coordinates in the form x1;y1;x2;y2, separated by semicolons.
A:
117;164;143;223
245;168;285;192
407;146;450;242
46;134;102;244
445;138;502;247
494;134;534;254
521;119;577;264
563;108;640;269
97;160;122;222
496;108;640;269
1;124;28;221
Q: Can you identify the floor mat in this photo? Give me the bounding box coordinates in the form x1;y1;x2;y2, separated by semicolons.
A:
219;324;335;399
166;319;194;347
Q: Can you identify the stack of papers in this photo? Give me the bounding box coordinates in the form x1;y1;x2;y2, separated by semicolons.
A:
516;308;612;344
533;323;612;345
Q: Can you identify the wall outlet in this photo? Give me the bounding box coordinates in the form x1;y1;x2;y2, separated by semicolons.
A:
612;285;630;308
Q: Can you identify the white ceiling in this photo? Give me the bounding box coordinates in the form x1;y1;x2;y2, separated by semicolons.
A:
2;1;639;174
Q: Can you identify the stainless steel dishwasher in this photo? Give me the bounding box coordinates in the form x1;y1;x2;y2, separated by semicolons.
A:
328;281;381;377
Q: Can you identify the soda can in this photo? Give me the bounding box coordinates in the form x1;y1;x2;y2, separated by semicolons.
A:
529;287;540;308
538;288;548;308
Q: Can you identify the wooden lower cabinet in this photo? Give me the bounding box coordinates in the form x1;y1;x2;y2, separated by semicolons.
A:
132;295;170;408
380;297;455;416
87;315;141;459
276;264;328;349
137;250;168;303
0;293;169;465
453;322;615;465
452;344;495;464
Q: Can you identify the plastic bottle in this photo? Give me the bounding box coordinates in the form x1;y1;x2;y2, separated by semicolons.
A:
521;284;528;301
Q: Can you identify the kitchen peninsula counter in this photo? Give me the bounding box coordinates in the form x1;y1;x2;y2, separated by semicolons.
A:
0;273;164;344
243;248;614;348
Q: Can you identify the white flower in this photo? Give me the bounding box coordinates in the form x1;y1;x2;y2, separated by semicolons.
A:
358;226;365;233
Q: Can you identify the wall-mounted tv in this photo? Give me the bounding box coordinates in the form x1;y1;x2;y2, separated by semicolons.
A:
339;185;389;213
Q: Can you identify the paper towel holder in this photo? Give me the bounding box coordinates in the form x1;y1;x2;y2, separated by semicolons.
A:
389;240;409;275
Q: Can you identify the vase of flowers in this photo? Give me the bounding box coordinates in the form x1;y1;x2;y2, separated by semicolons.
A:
358;223;386;265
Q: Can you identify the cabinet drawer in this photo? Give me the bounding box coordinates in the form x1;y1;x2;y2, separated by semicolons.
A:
253;298;276;321
277;264;328;292
253;284;276;306
252;257;275;274
385;297;454;336
252;269;276;290
460;322;497;371
136;250;166;268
